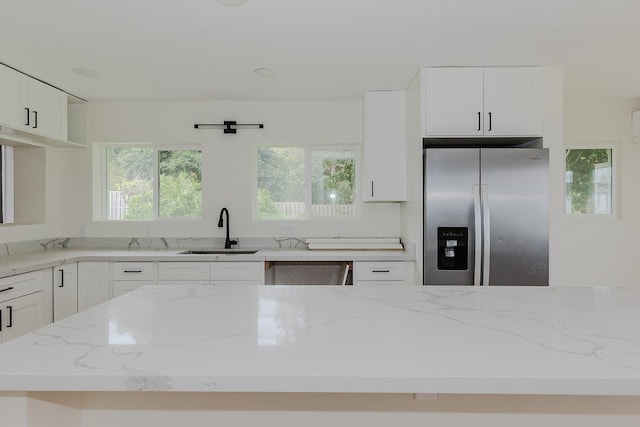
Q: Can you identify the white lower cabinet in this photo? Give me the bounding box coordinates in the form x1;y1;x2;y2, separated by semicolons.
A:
78;262;110;311
353;261;411;285
111;281;149;298
0;269;50;343
158;262;209;286
211;262;264;285
111;262;155;298
53;264;78;322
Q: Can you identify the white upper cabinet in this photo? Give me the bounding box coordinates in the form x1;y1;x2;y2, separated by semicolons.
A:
0;65;29;129
363;90;407;202
28;78;68;141
424;68;484;136
0;63;68;142
424;67;543;137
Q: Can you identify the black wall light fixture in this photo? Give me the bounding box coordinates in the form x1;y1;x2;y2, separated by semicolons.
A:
193;120;264;134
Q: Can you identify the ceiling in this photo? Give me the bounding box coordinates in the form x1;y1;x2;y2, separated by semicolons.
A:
3;0;640;102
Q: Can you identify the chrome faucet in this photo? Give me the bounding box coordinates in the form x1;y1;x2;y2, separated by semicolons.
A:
217;207;237;249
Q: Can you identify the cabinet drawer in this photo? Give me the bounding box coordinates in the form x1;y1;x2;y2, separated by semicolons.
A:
211;280;263;286
0;270;46;302
111;281;153;298
211;262;264;282
112;262;154;281
158;280;209;286
355;262;406;281
158;262;210;281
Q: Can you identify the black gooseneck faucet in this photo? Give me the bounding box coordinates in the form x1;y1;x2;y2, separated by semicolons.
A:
218;208;237;249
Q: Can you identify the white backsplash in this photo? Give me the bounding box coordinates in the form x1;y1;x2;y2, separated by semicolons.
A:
0;236;309;256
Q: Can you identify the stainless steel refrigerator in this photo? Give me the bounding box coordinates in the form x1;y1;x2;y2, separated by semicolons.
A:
423;147;549;286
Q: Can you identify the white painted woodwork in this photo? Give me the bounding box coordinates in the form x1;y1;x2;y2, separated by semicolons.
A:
53;264;78;322
424;67;543;137
77;262;110;311
0;63;68;141
363;90;407;201
0;269;49;343
353;261;408;285
0;291;46;342
211;262;264;284
425;67;484;136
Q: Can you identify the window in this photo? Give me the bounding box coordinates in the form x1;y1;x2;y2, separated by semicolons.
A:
256;146;358;220
105;145;201;220
565;147;613;215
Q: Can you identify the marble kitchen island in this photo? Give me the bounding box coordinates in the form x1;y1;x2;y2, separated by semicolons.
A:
1;285;639;426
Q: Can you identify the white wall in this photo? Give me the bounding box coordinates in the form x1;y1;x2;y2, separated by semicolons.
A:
58;100;402;240
562;98;640;286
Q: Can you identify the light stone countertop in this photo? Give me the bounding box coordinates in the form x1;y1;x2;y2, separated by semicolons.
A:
0;247;414;279
0;284;638;395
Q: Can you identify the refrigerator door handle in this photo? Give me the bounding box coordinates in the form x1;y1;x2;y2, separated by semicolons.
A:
473;184;482;286
482;184;491;285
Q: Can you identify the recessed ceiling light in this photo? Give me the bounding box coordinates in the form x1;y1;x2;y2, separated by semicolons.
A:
217;0;248;5
254;68;277;78
72;67;99;77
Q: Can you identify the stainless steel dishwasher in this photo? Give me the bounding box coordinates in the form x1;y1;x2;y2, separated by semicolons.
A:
264;261;352;285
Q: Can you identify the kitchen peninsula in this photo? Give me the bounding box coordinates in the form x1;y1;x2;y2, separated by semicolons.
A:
0;284;639;426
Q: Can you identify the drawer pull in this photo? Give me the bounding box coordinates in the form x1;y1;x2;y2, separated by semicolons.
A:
123;270;143;273
6;305;12;328
372;270;390;273
0;286;14;293
59;269;65;288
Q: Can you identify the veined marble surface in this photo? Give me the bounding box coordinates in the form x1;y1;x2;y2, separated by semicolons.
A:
0;247;412;279
0;285;638;395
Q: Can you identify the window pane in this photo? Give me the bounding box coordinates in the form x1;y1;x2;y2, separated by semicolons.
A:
106;147;153;220
565;148;612;214
257;147;305;219
159;150;202;218
311;150;355;217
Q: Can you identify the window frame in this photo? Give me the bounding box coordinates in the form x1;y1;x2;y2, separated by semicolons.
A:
564;142;619;220
95;143;202;222
253;144;361;221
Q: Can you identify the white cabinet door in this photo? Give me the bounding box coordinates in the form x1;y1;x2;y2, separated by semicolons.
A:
0;63;68;141
28;78;68;140
78;262;110;311
353;261;413;286
112;262;154;281
111;281;152;298
363;90;407;202
424;67;542;137
158;262;209;281
111;262;155;298
0;64;28;130
0;291;46;343
53;264;78;321
211;262;264;285
483;67;542;136
424;67;484;136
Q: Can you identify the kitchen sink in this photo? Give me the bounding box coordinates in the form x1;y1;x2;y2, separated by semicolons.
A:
178;249;260;255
